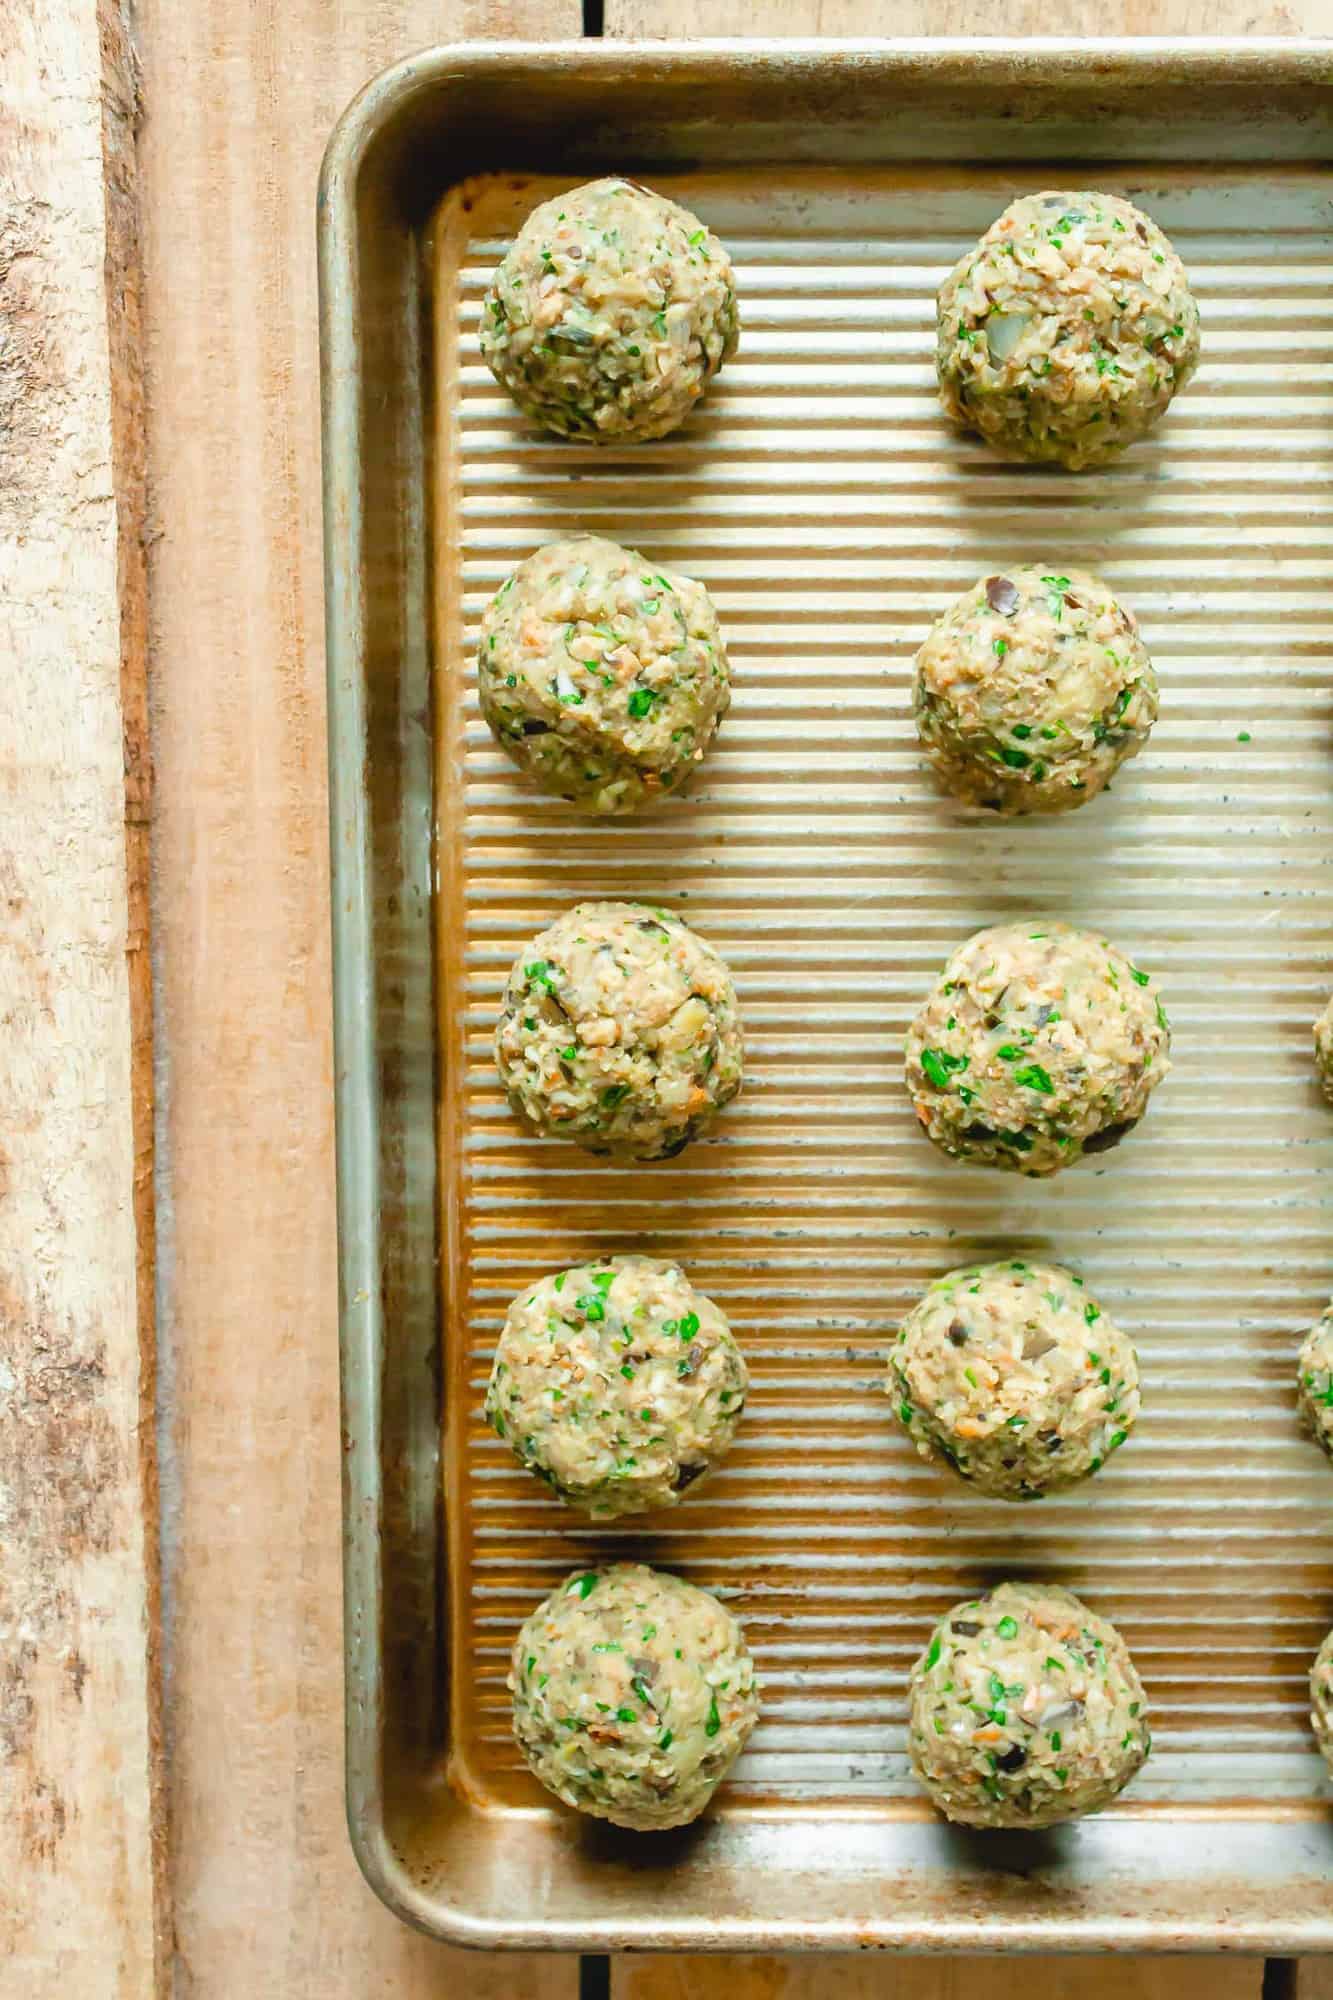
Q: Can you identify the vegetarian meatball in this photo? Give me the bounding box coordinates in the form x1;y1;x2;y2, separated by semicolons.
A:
889;1259;1140;1499
1297;1304;1333;1459
1313;994;1333;1102
936;190;1200;469
913;566;1157;814
904;920;1171;1176
478;536;731;816
908;1580;1150;1828
484;1254;748;1517
480;177;738;443
510;1563;760;1829
495;901;743;1161
1311;1628;1333;1776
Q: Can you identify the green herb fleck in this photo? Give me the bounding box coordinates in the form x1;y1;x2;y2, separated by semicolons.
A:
1041;574;1071;619
921;1047;969;1090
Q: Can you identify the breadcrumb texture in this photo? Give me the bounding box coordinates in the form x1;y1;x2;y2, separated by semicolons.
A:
936;190;1200;469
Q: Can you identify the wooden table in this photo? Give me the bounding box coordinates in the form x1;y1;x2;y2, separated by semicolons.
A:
5;0;1330;1992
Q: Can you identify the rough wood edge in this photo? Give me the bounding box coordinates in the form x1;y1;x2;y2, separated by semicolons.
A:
97;0;169;1985
0;0;165;1986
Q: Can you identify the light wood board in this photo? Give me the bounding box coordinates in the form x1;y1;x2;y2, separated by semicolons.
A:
0;0;164;1992
608;0;1315;32
136;0;576;1994
603;0;1321;1995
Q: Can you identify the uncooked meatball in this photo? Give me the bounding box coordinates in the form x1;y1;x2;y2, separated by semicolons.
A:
1313;995;1333;1102
889;1259;1140;1499
480;178;738;443
510;1563;760;1829
1311;1629;1333;1775
495;901;743;1161
1297;1304;1333;1459
936;190;1200;469
904;920;1171;1176
484;1254;748;1518
907;1580;1150;1828
478;536;731;816
913;566;1157;814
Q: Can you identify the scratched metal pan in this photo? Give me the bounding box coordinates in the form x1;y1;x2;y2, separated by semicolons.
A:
319;39;1333;1952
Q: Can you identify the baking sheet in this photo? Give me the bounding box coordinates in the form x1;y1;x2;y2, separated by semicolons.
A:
322;41;1333;1949
438;164;1333;1814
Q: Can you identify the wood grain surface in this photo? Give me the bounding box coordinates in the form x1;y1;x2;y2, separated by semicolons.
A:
598;6;1318;2000
613;1958;1268;2000
136;0;576;1994
608;0;1316;31
12;0;1325;1990
0;0;164;1991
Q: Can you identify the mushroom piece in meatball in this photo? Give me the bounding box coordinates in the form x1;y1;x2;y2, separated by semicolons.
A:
495;901;743;1161
936;190;1200;469
485;1254;748;1518
907;1580;1150;1828
1297;1303;1333;1460
480;177;739;443
889;1259;1140;1498
478;536;731;816
510;1563;760;1829
913;567;1158;814
904;921;1171;1176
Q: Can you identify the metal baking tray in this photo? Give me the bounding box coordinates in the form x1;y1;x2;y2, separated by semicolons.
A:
320;39;1333;1952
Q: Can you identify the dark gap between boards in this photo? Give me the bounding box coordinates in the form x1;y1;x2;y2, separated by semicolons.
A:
579;1952;611;2000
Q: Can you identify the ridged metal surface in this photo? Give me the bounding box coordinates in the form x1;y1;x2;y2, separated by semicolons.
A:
435;167;1333;1815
